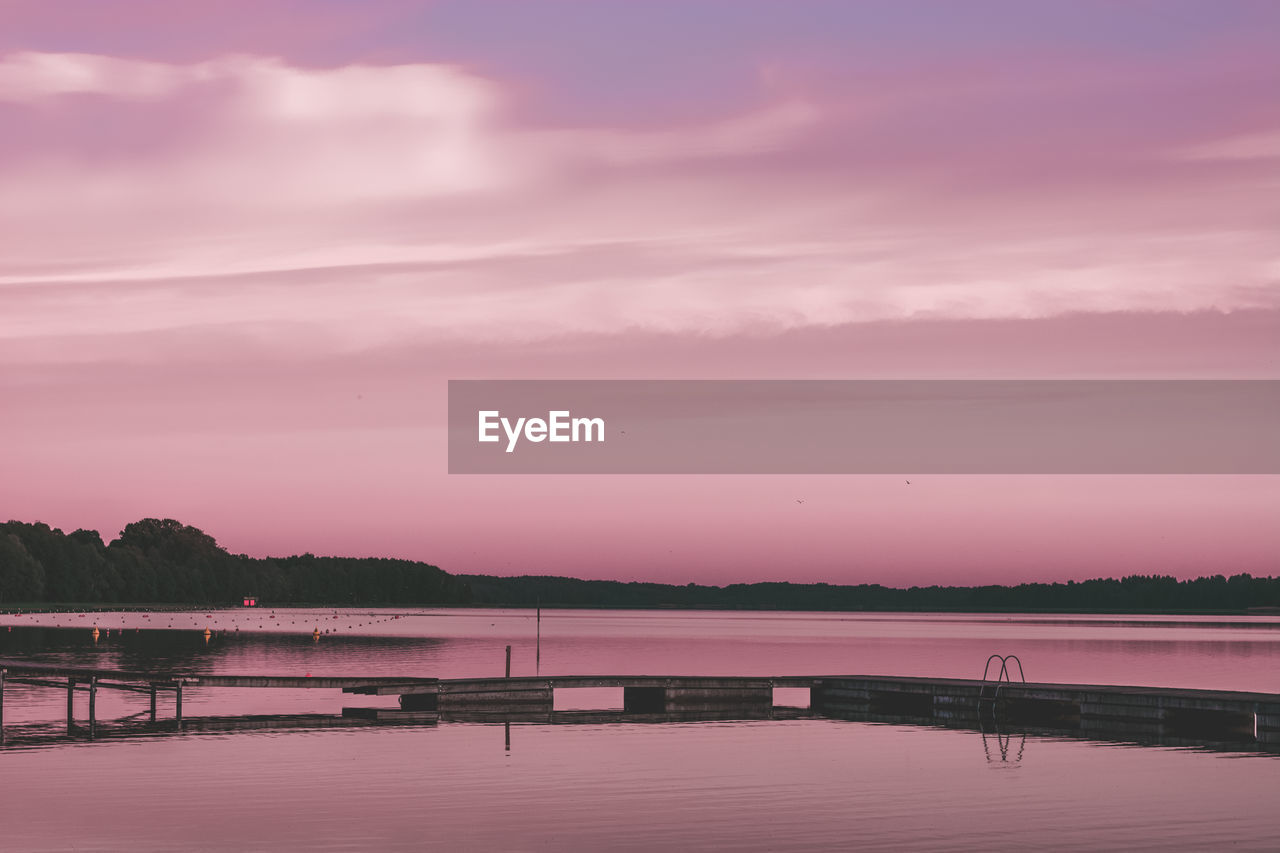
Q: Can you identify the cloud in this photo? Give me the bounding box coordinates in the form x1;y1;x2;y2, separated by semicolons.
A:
0;51;1277;354
1173;129;1280;161
0;53;822;280
525;100;820;166
0;51;191;99
0;52;514;205
0;52;816;204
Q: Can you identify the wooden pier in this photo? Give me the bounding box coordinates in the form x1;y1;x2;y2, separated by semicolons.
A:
0;660;1276;750
805;674;1280;746
0;659;437;737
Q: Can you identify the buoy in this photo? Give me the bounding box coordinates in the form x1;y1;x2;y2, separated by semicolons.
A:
91;626;100;641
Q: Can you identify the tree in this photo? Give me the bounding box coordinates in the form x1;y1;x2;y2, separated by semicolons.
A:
0;533;46;602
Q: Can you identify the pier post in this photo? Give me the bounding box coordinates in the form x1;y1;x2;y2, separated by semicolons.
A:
66;678;75;732
175;681;183;726
1;668;6;743
88;676;97;738
149;684;157;721
505;646;512;678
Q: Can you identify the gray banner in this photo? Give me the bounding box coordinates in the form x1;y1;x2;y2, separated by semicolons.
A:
447;380;1279;474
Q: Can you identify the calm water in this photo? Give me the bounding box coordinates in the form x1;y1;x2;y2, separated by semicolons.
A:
1;608;1279;851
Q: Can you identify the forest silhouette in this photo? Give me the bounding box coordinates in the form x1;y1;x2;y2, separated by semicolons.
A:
1;518;1276;613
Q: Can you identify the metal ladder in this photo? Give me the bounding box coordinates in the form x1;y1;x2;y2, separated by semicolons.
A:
978;654;1025;720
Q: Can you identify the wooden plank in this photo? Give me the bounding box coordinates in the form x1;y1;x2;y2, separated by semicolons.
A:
933;708;981;722
439;690;553;704
0;660;435;690
816;687;872;700
1078;717;1165;737
189;676;437;689
342;707;438;722
1080;702;1167;721
442;676;772;691
808;674;1280;704
343;684;440;696
8;677;154;694
11;677;88;691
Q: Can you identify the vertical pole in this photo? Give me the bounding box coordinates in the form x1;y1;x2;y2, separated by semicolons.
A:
175;681;183;726
505;645;512;678
67;678;75;732
536;599;541;676
88;676;97;738
504;721;510;752
0;668;6;744
149;685;157;722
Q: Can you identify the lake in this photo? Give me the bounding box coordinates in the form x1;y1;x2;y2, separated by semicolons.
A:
1;608;1278;851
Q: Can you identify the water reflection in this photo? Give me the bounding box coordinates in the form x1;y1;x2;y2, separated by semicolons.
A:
4;608;1280;692
0;625;448;679
3;717;1277;853
981;728;1027;767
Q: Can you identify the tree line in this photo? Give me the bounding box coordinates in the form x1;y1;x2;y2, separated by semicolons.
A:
459;572;1280;613
2;517;1276;612
0;519;471;606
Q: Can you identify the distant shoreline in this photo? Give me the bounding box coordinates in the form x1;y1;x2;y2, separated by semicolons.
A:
3;518;1277;615
2;601;1279;618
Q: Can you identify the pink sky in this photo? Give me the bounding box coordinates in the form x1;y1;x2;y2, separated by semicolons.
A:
1;1;1277;585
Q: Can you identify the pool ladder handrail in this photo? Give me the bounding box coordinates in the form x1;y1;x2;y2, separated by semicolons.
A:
981;653;1025;684
978;654;1025;717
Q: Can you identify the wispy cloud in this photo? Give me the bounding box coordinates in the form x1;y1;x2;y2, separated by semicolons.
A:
1;49;1274;342
1173;129;1280;161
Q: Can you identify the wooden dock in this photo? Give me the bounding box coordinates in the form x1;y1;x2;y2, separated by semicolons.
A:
1;660;1276;750
806;674;1280;746
0;659;437;736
